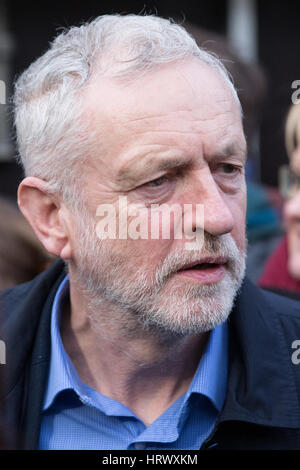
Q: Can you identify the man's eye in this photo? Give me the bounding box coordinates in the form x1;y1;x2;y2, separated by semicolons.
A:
146;176;169;187
219;164;241;175
135;175;176;203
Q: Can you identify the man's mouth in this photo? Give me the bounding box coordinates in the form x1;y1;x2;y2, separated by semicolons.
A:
176;258;227;283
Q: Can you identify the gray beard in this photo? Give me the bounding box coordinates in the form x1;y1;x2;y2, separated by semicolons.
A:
71;215;246;339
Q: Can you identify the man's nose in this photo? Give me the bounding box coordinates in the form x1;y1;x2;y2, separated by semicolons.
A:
284;190;300;226
183;172;235;238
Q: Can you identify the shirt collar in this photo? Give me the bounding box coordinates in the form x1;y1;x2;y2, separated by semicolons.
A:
43;274;77;410
43;275;228;415
188;320;228;412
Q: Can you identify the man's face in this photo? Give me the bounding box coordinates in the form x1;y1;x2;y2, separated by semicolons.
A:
70;59;247;336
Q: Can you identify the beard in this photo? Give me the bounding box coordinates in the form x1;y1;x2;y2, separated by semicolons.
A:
70;210;246;339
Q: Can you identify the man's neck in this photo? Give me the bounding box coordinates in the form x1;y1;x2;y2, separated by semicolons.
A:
60;279;209;426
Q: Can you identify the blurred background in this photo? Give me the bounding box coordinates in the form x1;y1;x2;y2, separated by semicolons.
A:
0;0;300;288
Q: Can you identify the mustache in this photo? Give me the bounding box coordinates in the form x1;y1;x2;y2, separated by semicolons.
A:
155;233;243;283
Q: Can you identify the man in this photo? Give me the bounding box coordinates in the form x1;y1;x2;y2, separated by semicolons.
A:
1;14;300;450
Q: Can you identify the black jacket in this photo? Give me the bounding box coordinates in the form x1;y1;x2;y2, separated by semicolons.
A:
1;259;300;450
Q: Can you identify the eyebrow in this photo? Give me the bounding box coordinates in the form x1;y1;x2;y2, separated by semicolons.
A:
116;156;194;184
210;143;247;163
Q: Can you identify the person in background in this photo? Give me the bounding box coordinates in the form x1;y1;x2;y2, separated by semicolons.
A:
246;181;283;282
0;197;54;289
259;104;300;299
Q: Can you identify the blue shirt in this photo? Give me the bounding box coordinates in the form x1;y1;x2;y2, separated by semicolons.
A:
39;275;228;450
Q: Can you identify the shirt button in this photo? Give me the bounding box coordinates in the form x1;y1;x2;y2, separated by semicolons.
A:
134;442;146;450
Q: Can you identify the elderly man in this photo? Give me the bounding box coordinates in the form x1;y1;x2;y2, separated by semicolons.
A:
1;14;300;450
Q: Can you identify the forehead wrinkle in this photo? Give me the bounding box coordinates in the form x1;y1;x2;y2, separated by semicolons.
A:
124;106;234;130
124;109;193;124
132;129;204;137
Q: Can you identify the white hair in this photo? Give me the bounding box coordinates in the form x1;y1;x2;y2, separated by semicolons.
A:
14;14;241;207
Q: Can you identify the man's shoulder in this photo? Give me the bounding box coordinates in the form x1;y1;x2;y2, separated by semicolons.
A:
224;277;300;432
238;277;300;317
1;257;65;293
1;277;40;307
232;277;300;351
259;284;300;314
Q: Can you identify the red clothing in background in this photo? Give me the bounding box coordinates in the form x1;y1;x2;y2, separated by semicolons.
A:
259;235;300;295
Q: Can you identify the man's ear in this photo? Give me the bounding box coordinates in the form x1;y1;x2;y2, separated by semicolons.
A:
18;176;72;259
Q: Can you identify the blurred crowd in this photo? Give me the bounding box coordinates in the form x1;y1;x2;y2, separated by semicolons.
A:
0;197;55;290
